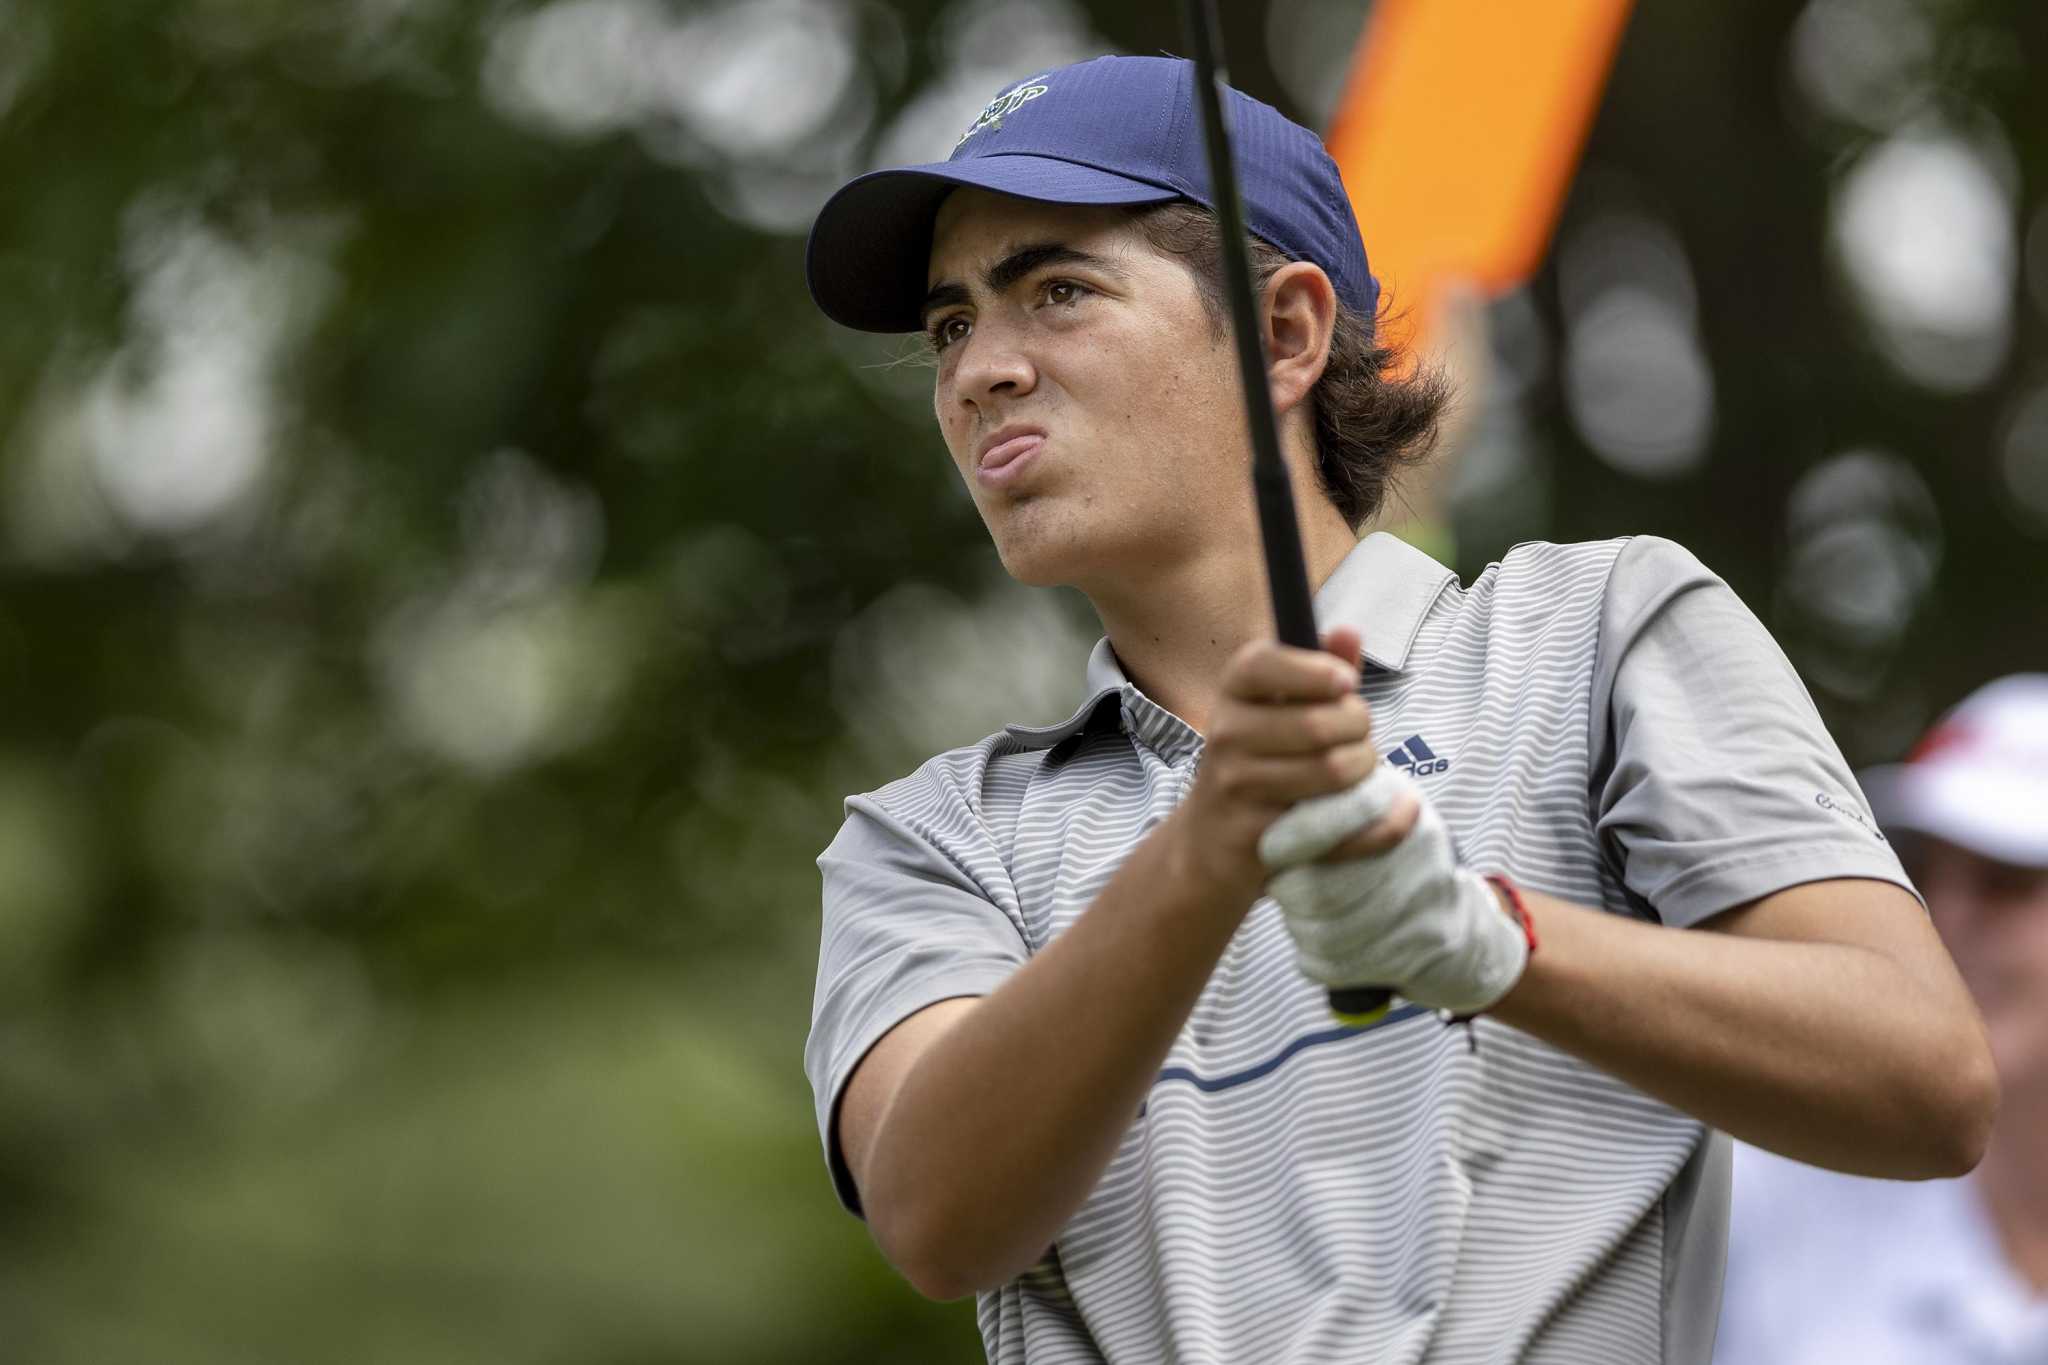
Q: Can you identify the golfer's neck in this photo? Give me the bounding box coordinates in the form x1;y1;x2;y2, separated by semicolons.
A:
1088;560;1267;737
1086;516;1356;738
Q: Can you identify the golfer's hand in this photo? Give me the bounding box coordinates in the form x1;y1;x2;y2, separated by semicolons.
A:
1258;770;1528;1015
1167;627;1416;909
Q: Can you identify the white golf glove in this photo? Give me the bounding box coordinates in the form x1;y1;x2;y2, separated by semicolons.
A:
1258;764;1528;1016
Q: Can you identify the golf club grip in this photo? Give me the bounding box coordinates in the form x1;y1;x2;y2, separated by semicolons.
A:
1181;0;1395;1027
1327;985;1394;1023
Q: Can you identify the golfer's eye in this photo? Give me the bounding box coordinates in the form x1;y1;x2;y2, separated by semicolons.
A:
927;315;971;351
1043;279;1090;307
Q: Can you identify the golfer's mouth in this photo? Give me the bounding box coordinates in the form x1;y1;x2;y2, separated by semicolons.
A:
977;426;1046;486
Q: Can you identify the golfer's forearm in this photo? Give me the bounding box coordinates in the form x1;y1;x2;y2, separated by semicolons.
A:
863;811;1249;1300
1490;887;1996;1178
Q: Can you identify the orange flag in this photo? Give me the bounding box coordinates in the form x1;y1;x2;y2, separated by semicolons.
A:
1325;0;1636;355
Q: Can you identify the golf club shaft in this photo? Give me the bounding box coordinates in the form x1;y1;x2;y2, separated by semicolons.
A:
1181;0;1392;1025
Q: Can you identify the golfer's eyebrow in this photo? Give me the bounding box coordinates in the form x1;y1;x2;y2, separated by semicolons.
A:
920;243;1128;327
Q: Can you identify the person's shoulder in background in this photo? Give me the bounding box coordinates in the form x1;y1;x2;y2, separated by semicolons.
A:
1715;1141;2021;1365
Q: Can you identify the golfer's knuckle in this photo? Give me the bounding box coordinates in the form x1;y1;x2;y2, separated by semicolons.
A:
1291;711;1325;747
1222;648;1264;693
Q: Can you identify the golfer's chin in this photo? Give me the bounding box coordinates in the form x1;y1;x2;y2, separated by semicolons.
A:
984;504;1108;590
989;534;1072;589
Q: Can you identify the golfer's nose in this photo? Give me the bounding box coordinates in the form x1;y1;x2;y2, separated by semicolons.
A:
953;328;1036;412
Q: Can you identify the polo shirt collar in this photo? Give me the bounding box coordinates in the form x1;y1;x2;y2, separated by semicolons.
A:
1003;532;1456;751
1315;530;1458;673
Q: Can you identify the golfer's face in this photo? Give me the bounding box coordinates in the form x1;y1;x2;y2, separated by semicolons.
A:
922;189;1239;588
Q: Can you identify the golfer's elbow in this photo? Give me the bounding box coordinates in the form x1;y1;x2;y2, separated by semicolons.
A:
1845;1018;1999;1179
1864;1022;2000;1179
894;1248;986;1304
864;1163;1022;1301
1925;1032;1999;1177
872;1199;1019;1302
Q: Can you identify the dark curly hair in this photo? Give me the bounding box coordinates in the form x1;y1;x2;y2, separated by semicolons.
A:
1128;201;1450;530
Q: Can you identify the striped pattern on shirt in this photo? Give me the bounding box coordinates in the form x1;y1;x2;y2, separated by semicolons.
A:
808;533;1912;1364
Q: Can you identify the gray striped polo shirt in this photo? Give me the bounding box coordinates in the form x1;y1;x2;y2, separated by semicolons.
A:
807;533;1914;1364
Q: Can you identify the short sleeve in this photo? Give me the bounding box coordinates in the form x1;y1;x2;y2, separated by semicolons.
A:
804;775;1029;1215
1588;537;1917;928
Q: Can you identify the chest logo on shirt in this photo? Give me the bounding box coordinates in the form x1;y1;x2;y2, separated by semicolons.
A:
1384;733;1449;777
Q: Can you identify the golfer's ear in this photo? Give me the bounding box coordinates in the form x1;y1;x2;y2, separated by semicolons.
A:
1264;261;1336;417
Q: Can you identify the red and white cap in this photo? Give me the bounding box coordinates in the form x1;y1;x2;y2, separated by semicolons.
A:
1860;674;2048;869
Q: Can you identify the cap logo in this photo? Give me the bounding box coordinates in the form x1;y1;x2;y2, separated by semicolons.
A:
956;78;1049;147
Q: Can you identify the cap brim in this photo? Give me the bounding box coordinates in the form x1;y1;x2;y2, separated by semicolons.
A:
805;155;1182;334
1862;763;2048;868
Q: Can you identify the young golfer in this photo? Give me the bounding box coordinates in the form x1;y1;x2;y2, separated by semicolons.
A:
802;55;1996;1364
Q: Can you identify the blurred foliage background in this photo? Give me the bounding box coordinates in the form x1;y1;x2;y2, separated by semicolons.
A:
0;0;2043;1360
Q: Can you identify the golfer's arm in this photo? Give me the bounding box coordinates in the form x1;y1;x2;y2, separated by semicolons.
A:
841;810;1247;1302
1490;876;1998;1178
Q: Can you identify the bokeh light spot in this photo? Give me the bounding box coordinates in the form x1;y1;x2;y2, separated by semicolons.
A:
1833;126;2016;392
1997;382;2048;536
831;575;1096;770
1788;0;1935;131
1779;449;1942;699
1563;286;1714;478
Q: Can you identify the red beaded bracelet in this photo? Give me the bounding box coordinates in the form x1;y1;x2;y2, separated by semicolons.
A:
1484;873;1539;958
1446;875;1538;1039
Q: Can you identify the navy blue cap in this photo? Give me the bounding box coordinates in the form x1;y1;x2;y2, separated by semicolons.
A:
806;55;1379;334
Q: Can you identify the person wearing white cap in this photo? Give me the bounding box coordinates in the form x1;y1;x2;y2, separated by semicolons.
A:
1715;674;2048;1364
